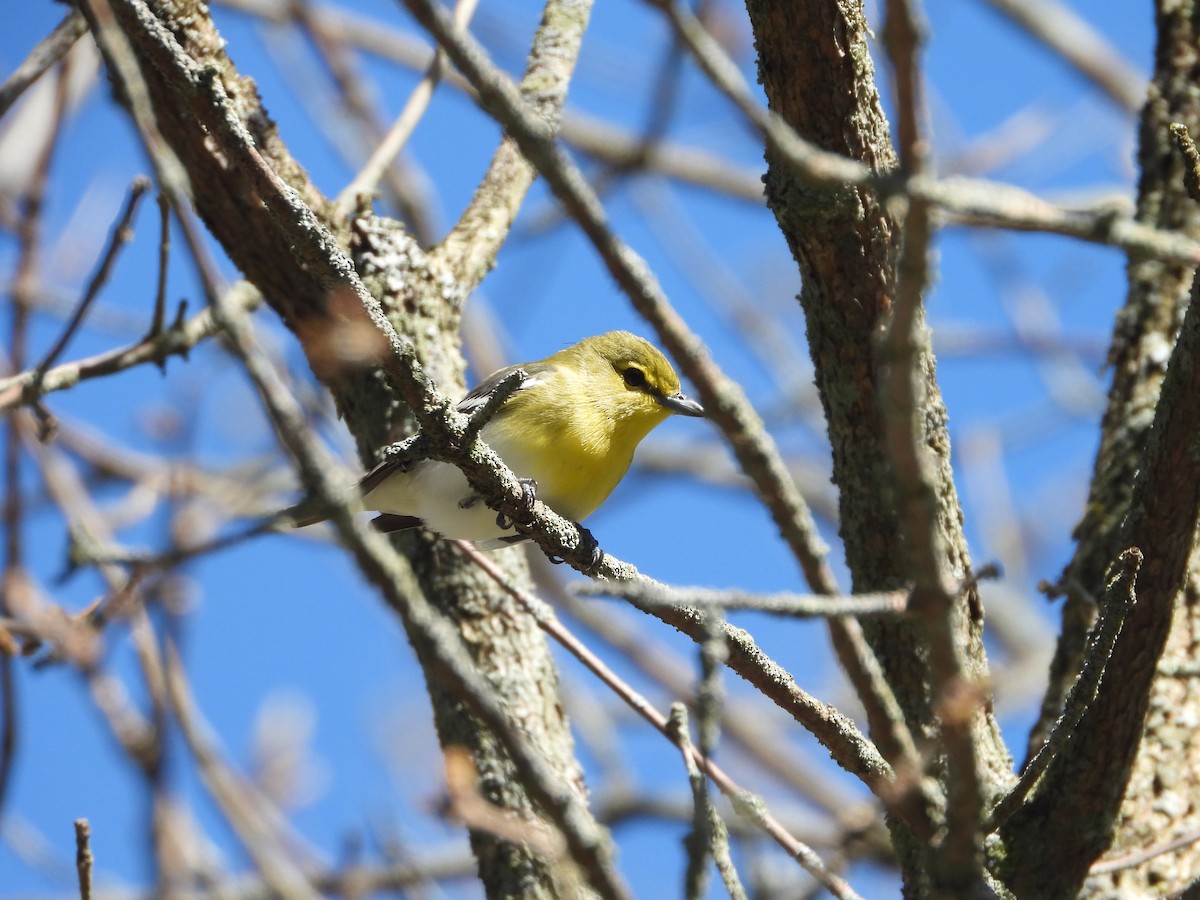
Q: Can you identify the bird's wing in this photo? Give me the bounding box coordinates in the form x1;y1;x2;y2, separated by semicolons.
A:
358;361;547;494
455;361;546;415
371;513;425;533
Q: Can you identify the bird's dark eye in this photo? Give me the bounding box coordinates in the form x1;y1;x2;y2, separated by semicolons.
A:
622;366;647;388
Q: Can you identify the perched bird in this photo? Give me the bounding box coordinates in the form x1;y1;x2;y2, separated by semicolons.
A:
298;331;704;548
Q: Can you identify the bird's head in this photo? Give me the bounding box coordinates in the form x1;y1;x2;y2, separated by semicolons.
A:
569;331;705;429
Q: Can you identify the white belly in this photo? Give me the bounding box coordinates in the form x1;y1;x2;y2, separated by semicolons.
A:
362;459;515;543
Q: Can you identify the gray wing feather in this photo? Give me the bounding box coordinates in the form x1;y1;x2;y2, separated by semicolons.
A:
359;362;544;494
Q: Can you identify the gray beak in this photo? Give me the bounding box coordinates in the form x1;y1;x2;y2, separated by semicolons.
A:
659;391;705;417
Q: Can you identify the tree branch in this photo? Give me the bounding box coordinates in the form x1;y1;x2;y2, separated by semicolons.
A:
999;158;1200;893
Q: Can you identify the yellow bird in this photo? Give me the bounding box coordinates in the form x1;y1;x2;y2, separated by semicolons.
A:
301;331;704;548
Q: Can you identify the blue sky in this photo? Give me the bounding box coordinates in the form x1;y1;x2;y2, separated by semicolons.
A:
0;0;1154;895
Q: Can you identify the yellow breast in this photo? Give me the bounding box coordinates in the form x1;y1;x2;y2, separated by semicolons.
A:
482;377;667;522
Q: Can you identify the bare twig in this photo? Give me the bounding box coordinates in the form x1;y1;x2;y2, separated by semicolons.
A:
1;55;73;823
668;705;748;900
977;0;1145;113
336;0;479;213
149;192;170;338
458;541;864;900
163;642;321;900
577;581;910;618
1090;825;1200;876
0;284;261;412
988;549;1139;830
280;0;437;242
218;0;1198;266
34;177;151;375
74;819;93;900
434;0;596;288
0;11;87;118
537;560;874;819
880;0;986;887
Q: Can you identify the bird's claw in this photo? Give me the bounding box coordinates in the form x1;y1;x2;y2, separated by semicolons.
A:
518;478;538;511
495;479;538;530
549;526;602;571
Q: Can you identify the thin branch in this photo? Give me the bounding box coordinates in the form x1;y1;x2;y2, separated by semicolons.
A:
218;0;767;202
149;192;170;338
1090;825;1200;876
668;705;748;900
433;0;596;288
1;54;73;825
219;0;1200;267
688;607;723;900
336;0;479;214
976;0;1145;113
74;819;93;900
33;177;151;375
0;285;261;413
881;0;985;887
643;0;1193;265
78;0;192;204
988;550;1139;830
457;542;864;900
162;643;321;900
214;0;1200;267
282;0;438;242
77;517;284;571
577;581;910;618
0;10;88;118
537;560;876;819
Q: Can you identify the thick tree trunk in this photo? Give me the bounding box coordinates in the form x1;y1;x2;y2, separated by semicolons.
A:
744;0;1010;891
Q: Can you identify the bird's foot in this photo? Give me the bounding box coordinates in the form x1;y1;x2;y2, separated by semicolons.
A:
495;479;538;530
548;525;603;572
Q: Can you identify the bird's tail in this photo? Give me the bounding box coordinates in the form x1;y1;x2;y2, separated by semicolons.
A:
279;497;332;528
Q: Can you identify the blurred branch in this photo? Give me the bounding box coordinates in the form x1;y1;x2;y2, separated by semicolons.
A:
647;0;1190;264
533;560;875;820
271;0;438;244
435;0;594;287
163;643;321;899
0;10;88;118
632;442;840;525
881;0;986;888
1;54;74;823
578;581;910;618
668;704;749;900
33;176;150;376
74;819;93;900
214;0;767;202
458;541;864;899
219;0;1186;267
976;0;1145;113
336;0;479;218
0;286;259;413
1090;826;1200;876
629;182;812;394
